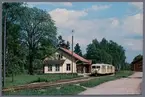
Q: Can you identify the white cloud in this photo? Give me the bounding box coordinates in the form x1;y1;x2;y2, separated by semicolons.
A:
49;8;87;28
84;4;111;12
26;2;73;8
130;2;143;10
26;2;51;8
110;18;120;27
122;13;143;35
48;6;143;62
62;2;73;7
49;8;143;53
124;39;143;51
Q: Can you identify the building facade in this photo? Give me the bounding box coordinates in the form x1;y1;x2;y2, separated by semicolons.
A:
131;57;143;72
43;47;92;74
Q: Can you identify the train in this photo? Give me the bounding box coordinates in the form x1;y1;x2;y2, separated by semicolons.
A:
91;63;115;76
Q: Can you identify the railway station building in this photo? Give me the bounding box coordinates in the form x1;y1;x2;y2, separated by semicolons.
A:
43;47;92;74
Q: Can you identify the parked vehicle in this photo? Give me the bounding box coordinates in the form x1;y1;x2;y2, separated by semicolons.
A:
91;64;115;76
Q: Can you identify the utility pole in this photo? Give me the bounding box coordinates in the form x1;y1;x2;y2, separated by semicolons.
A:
71;30;74;73
3;13;7;88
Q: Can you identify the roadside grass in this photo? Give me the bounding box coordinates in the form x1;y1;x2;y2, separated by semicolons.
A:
5;73;82;88
80;70;134;88
3;84;86;95
3;71;133;95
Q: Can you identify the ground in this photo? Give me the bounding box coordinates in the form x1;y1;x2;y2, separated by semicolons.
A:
5;73;82;88
79;72;142;95
3;71;134;95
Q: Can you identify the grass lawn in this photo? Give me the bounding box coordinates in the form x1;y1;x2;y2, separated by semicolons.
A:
5;73;82;88
3;71;133;95
3;84;86;95
80;71;134;87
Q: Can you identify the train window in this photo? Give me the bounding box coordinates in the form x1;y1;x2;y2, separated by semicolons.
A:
96;66;100;68
92;66;96;68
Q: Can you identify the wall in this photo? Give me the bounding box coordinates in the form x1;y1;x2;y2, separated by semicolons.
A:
44;50;77;73
44;64;63;73
133;61;142;72
58;50;77;73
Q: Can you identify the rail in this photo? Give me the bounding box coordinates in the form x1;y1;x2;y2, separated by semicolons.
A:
2;76;96;92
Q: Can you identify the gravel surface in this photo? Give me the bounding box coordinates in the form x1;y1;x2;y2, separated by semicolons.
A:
79;72;142;95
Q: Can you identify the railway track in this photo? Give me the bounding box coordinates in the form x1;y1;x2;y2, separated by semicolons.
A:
2;76;96;92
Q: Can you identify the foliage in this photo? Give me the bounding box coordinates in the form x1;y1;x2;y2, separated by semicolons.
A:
86;38;127;70
2;3;26;80
18;6;57;75
132;54;143;63
74;43;82;56
2;2;58;77
57;35;70;49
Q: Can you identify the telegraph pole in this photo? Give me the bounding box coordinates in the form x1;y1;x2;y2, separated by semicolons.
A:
3;13;7;88
71;30;74;73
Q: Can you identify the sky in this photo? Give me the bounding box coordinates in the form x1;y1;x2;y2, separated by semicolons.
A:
26;2;143;63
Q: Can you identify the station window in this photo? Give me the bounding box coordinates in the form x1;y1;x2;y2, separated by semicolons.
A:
55;64;60;71
66;64;71;71
48;65;52;71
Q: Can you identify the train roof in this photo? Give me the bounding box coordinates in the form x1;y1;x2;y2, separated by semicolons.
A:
92;64;113;66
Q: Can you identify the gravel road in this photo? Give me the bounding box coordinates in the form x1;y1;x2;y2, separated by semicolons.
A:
79;72;142;95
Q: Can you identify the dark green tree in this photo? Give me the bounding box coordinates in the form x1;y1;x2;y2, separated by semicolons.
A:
132;54;143;62
86;43;100;64
66;41;70;50
18;6;57;75
2;3;26;80
74;43;82;56
57;35;70;49
92;39;100;49
86;38;126;70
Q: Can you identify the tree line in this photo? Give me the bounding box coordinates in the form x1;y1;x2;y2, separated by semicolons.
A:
74;38;131;71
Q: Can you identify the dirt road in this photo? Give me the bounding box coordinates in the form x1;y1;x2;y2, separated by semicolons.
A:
79;72;142;95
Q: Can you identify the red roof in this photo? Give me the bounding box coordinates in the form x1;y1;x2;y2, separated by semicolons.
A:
59;47;92;64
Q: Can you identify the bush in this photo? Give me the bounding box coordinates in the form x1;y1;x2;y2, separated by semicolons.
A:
30;77;47;83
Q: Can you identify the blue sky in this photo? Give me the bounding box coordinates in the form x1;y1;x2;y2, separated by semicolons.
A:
27;2;143;63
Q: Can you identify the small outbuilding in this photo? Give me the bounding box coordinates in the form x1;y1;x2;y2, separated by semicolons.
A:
131;57;143;72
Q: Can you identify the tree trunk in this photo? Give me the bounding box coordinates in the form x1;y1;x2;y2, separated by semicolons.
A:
28;49;34;75
12;71;14;82
29;55;33;75
43;64;45;74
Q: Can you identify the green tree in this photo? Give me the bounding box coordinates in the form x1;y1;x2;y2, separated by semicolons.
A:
106;40;126;70
66;41;70;50
100;38;108;50
57;35;65;47
92;39;100;49
18;6;57;75
57;35;70;49
132;54;143;62
86;43;100;64
74;43;82;56
2;3;26;79
86;38;126;70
